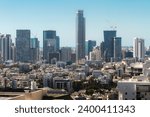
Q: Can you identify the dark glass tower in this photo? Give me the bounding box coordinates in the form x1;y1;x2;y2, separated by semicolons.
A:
16;30;31;62
114;37;122;61
104;30;116;61
43;30;57;61
76;10;85;62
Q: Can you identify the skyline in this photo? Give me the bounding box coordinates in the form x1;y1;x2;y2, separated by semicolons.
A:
0;0;150;47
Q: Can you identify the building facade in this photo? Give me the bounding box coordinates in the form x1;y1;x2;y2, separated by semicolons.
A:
61;47;72;62
133;38;145;61
114;37;122;61
43;30;60;63
104;30;116;62
76;10;86;62
16;30;31;62
118;77;150;100
89;46;101;61
85;40;96;56
0;34;12;62
30;38;40;63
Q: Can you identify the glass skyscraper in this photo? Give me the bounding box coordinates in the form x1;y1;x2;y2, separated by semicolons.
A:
43;30;60;62
114;37;122;61
104;30;116;61
16;30;31;62
30;38;39;63
76;10;85;62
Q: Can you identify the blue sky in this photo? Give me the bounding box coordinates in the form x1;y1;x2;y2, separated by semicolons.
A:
0;0;150;47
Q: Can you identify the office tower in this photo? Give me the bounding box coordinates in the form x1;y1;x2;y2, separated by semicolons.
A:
61;47;72;62
16;30;31;62
11;43;16;62
56;36;60;52
85;40;96;56
100;41;105;59
114;37;122;61
104;30;116;61
30;38;40;63
133;38;145;60
0;34;12;62
76;10;85;62
43;30;59;62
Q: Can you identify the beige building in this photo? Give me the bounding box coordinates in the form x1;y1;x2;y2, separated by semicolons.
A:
118;76;150;100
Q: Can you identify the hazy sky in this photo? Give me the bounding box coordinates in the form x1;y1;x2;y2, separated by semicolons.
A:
0;0;150;47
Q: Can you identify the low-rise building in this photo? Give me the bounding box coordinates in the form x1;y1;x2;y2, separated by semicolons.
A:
117;76;150;100
53;77;73;93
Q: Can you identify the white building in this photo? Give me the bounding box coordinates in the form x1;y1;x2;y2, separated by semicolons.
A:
89;46;101;61
118;76;150;100
133;38;145;60
143;60;150;76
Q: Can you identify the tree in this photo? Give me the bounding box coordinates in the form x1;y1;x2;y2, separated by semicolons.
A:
86;89;94;96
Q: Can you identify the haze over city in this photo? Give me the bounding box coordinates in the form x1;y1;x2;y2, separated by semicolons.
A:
0;0;150;47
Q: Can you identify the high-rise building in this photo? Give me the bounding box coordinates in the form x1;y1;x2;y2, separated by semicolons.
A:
76;10;85;62
85;40;96;56
11;43;16;62
61;47;72;62
114;37;122;61
133;38;145;60
56;36;60;52
30;38;40;63
16;30;31;62
104;30;116;61
43;30;59;62
100;41;105;59
71;53;76;63
0;34;12;62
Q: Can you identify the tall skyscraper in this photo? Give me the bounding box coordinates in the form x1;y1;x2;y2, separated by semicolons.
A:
114;37;122;61
76;10;85;62
100;41;105;59
11;43;16;62
104;30;116;61
133;38;145;60
0;34;12;62
43;30;59;62
56;36;60;52
30;38;40;63
16;30;31;62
